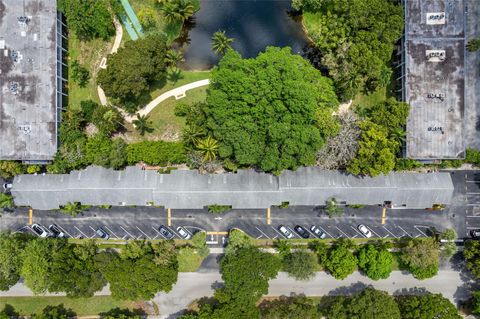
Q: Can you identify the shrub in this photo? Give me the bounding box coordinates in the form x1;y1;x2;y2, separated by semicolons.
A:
71;60;90;87
174;103;191;117
0;161;24;179
126;141;186;166
208;204;231;214
80;100;99;122
26;165;41;174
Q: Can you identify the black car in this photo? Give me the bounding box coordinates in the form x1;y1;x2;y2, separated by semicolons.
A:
96;227;110;240
294;225;310;239
48;224;66;238
471;230;480;238
159;225;174;239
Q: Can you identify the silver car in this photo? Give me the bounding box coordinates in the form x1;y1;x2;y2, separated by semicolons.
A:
310;225;327;239
358;224;373;238
31;224;49;238
177;226;191;239
278;225;294;239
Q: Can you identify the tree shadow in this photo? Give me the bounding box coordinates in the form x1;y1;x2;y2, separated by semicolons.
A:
99;307;146;318
327;282;369;296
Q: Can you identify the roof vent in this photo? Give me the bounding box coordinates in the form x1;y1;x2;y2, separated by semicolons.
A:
17;16;30;25
9;82;19;95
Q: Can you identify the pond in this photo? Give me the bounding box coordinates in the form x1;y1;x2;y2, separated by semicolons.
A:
178;0;310;70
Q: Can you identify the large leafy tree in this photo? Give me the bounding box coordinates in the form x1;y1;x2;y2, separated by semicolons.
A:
57;0;114;40
92;106;124;136
324;288;401;319
357;243;393;280
297;0;404;100
464;240;480;278
259;296;318;319
400;238;439;279
0;233;31;290
398;293;461;319
324;239;357;279
201;47;338;172
282;250;318;281
97;34;168;109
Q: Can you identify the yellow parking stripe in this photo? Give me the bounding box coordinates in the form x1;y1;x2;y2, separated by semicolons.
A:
167;208;171;226
206;231;228;235
381;207;387;225
267;207;271;225
29;208;33;225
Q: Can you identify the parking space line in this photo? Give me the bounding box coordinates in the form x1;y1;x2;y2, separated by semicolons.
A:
398;226;411;237
255;227;269;239
350;226;363;238
57;225;73;238
104;226;120;239
119;226;134;239
382;226;397;238
369;228;381;238
15;225;29;234
75;226;89;238
318;226;333;238
152;226;166;239
267;208;271;225
136;226;152;240
271;226;286;239
335;226;349;238
466;226;480;229
414;226;428;237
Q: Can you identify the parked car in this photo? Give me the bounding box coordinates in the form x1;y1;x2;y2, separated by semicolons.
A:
177;226;191;239
294;225;310;239
2;183;12;192
358;224;372;238
278;225;294;239
471;229;480;238
159;225;174;239
310;225;327;239
31;224;49;238
96;227;110;240
48;224;66;238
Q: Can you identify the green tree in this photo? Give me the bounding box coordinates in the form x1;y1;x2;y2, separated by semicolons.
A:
401;238;439;279
202;47;338;172
225;229;254;255
0;194;13;210
0;161;24;179
324;288;400;319
80;100;99;123
0;233;30;290
196;136;219;162
31;304;75;319
440;228;457;258
282;250;318;281
325;197;344;218
464;240;480;278
259;295;318;319
165;49;185;67
133;114;154;136
59;202;84;217
357;243;393;280
57;0;114;40
92;106;123;136
137;7;157;30
70;60;90;88
183;125;206;148
190;231;209;257
211;30;234;55
398;293;461;319
324;239;357;279
161;0;196;23
467;38;480;52
100;307;143;319
85;135;127;169
347;121;397;176
97;34;168;108
471;291;480;315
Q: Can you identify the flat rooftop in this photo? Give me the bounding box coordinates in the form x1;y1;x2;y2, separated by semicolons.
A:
405;0;465;159
0;0;58;161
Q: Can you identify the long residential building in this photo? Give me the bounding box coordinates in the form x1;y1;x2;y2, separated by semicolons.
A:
11;166;454;210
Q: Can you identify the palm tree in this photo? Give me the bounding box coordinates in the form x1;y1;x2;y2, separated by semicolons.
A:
0;193;13;210
211;30;234;55
133;114;154;136
195;135;219;162
165;49;185;67
60;202;83;217
325;197;344;218
182;125;205;147
162;0;195;24
390;127;406;145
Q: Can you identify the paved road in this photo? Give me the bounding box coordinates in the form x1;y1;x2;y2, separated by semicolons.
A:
153;269;477;319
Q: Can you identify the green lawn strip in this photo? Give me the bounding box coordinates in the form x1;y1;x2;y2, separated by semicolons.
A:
67;34;113;109
352;87;387;109
0;296;136;316
177;248;205;272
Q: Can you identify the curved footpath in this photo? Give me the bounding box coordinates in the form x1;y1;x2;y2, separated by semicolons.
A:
0;270;472;318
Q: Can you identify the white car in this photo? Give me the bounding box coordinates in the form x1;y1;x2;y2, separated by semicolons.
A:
31;224;49;238
310;225;327;239
177;226;191;240
278;225;294;239
358;224;373;238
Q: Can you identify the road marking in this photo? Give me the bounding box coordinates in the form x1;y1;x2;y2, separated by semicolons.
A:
466;180;480;183
136;226;151;240
381;207;387;225
267;207;271;225
467;192;480;195
28;208;33;225
206;231;228;235
119;226;134;239
57;225;73;238
168;208;172;227
382;226;397;238
103;226;120;239
15;226;29;234
466;215;480;218
369;227;382;238
255;226;269;239
415;234;421;238
271;226;286;239
398;226;411;237
317;226;333;238
414;225;428;237
335;226;349;238
466;226;480;230
350;225;363;238
152;226;166;239
87;226;98;238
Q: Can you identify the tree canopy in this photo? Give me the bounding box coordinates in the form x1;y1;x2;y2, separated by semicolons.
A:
400;238;439;280
298;0;404;101
324;239;357;279
0;233;30;290
282;250;318;281
357;243;393;280
259;296;318;319
398;293;461;319
464;240;480;278
198;47;338;172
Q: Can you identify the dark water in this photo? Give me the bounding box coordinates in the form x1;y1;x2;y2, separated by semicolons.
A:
178;0;309;70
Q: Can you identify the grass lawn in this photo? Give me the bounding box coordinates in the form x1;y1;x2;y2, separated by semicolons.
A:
0;296;139;316
177;248;205;272
67;34;113;110
122;85;207;142
352;87;388;109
